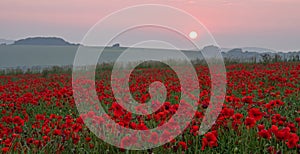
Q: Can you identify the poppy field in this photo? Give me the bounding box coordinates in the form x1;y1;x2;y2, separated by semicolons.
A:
0;62;299;153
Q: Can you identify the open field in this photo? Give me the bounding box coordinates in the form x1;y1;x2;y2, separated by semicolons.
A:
0;62;299;153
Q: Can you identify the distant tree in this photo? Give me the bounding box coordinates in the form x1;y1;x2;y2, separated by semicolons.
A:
273;54;282;62
295;55;300;61
112;43;120;48
251;57;257;63
288;55;293;62
260;53;271;64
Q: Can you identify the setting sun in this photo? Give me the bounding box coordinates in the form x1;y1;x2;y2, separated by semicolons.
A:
189;31;198;39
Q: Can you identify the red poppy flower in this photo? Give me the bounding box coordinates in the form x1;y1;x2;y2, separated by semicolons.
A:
13;116;24;126
190;125;199;134
85;137;91;142
232;113;243;121
286;133;299;149
269;125;278;134
120;135;138;149
53;129;62;136
72;134;80;144
35;114;45;121
242;96;253;104
178;141;188;150
201;131;218;151
245;117;256;128
2;147;9;153
149;132;159;144
43;136;50;142
275;127;290;141
248;108;264;121
89;143;94;149
258;129;271;140
267;146;275;154
14;126;23;133
257;124;265;131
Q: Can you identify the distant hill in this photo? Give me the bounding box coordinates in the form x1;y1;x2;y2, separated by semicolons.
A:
0;45;299;68
241;47;276;53
12;37;78;46
222;48;300;62
0;39;14;45
221;47;276;53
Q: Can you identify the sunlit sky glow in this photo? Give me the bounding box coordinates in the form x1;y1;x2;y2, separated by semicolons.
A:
1;0;300;51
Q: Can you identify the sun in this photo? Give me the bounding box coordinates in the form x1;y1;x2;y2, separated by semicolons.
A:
189;31;198;39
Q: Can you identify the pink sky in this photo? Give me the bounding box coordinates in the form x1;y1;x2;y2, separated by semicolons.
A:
1;0;300;50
